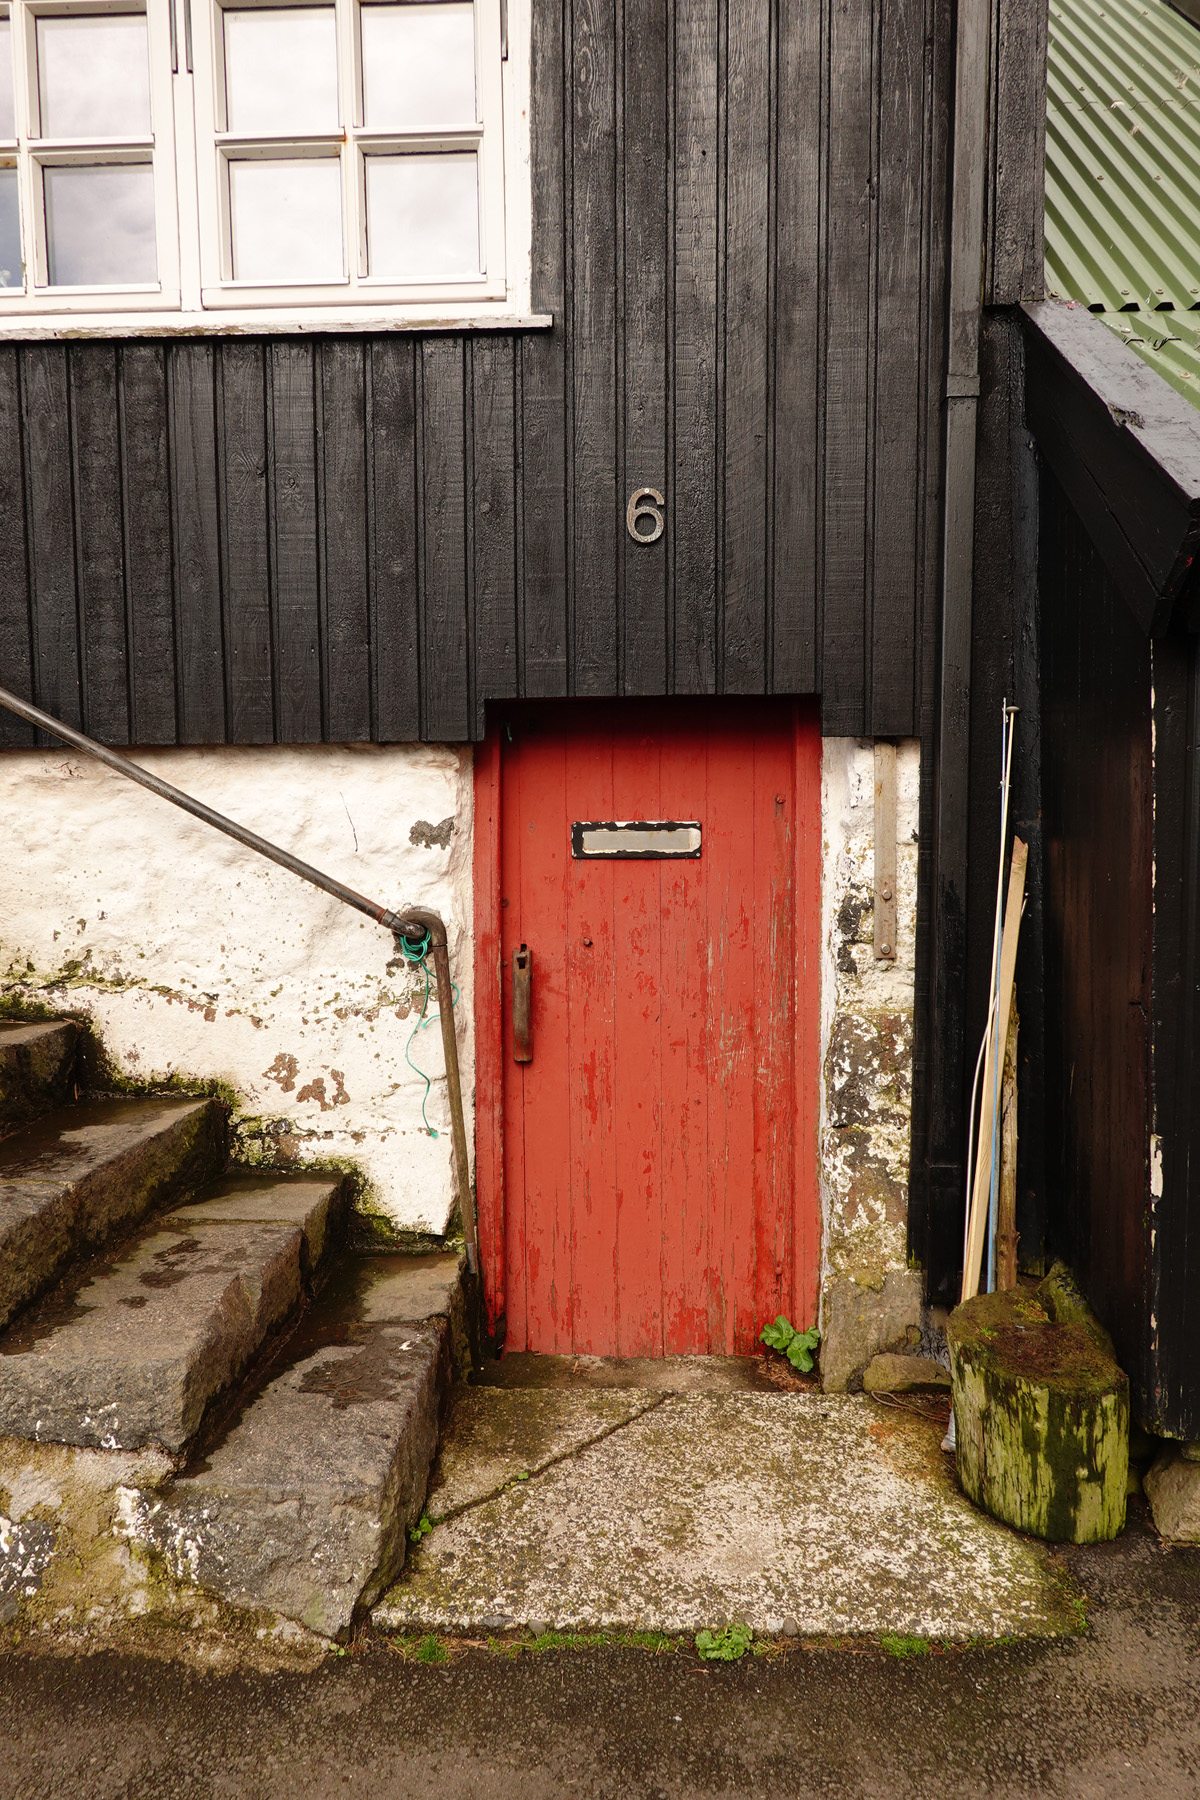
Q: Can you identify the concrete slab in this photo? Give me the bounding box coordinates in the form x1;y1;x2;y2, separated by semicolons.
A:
428;1386;664;1521
0;1096;223;1330
165;1172;345;1273
138;1260;462;1639
0;1219;304;1452
0;1020;77;1130
375;1390;1082;1641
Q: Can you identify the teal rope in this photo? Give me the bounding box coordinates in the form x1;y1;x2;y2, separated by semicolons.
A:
398;928;459;1138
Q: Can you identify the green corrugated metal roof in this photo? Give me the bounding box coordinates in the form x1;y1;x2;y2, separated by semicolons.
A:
1045;0;1200;404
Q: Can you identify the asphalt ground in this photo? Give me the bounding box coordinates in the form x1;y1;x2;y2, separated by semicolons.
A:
0;1502;1196;1800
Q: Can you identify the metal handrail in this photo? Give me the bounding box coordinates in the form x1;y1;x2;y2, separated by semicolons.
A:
0;684;479;1277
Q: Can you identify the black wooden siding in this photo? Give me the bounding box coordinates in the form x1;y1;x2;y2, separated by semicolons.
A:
0;0;949;748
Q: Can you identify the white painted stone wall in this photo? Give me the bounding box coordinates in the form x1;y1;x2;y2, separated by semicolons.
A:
819;738;922;1389
0;745;474;1237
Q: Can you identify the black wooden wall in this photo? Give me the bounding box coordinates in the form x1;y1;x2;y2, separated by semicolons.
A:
0;0;951;749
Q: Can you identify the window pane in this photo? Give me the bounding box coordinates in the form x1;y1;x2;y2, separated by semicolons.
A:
365;153;478;279
37;15;151;139
0;19;14;140
44;164;156;285
228;158;343;282
0;167;19;288
360;4;476;130
224;8;339;135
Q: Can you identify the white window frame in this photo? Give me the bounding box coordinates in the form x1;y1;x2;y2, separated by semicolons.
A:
0;0;181;315
0;0;541;334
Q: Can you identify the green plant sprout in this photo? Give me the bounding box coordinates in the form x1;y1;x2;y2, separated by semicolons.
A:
408;1513;433;1544
760;1315;821;1373
696;1623;754;1661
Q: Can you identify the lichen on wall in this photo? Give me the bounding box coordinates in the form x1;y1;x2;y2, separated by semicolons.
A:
820;739;922;1390
0;744;474;1237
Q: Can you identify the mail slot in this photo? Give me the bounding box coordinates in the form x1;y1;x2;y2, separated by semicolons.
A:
571;821;702;859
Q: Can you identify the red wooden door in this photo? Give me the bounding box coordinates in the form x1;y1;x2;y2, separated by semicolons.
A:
475;698;821;1356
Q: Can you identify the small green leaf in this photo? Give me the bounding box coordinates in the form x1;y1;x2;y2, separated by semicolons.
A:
786;1326;821;1373
759;1315;797;1352
408;1513;433;1543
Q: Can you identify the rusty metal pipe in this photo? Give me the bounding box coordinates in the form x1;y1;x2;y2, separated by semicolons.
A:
0;683;479;1280
391;909;478;1278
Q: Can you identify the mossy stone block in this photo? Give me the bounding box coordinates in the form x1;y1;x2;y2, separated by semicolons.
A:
947;1278;1129;1543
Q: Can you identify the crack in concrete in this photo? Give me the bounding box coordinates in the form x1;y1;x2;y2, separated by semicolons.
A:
426;1391;674;1529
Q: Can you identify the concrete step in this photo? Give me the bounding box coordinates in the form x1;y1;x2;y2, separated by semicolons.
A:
0;1096;224;1332
0;1172;347;1455
135;1254;467;1638
0;1020;78;1133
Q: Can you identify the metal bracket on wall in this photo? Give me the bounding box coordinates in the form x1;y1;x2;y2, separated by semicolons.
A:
874;741;898;961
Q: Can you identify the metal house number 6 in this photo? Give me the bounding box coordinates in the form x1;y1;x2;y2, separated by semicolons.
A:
626;487;665;544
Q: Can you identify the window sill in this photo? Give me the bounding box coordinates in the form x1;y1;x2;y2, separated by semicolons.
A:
0;306;555;340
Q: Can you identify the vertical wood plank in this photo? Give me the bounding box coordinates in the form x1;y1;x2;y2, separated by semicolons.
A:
369;337;421;741
419;338;471;740
22;346;81;729
820;0;875;733
671;0;720;694
620;0;669;693
659;705;711;1347
470;336;518;735
0;350;34;747
169;343;226;743
318;339;371;742
119;345;177;745
870;0;924;732
704;707;757;1348
721;0;772;692
70;346;130;743
217;341;273;744
770;0;822;694
571;0;620;693
564;715;618;1349
610;716;664;1351
520;0;569;696
267;342;321;742
474;727;507;1334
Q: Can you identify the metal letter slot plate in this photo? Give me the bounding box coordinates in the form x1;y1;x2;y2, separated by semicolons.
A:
571;821;702;860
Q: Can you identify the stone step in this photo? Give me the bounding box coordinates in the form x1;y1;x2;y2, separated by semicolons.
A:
134;1253;467;1638
0;1020;78;1133
0;1096;224;1332
0;1172;347;1455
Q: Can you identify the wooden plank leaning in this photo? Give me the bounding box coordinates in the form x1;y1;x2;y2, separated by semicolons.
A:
961;835;1028;1302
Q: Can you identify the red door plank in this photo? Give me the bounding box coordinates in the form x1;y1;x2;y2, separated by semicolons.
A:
659;718;711;1351
473;730;505;1334
610;716;665;1354
565;719;618;1352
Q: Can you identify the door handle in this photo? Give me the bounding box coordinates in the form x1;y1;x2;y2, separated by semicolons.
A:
512;943;533;1062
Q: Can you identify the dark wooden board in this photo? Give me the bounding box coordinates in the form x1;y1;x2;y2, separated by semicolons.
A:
217;341;273;744
318;339;371;743
22;346;80;731
0;352;33;749
70;347;130;745
169;343;225;743
120;345;178;746
368;337;421;741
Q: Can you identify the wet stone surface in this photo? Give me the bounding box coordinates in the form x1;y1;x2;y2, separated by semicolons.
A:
0;1096;222;1332
0;1219;304;1453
